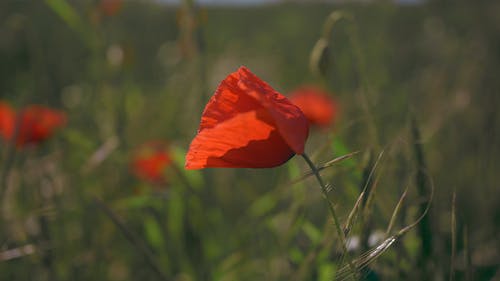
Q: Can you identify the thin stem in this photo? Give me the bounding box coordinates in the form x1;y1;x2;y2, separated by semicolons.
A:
93;197;170;281
449;190;456;281
301;153;358;280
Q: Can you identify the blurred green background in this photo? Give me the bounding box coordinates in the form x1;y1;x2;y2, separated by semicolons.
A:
0;0;499;280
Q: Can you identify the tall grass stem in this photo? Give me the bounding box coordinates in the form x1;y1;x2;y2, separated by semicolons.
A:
93;197;171;281
449;190;456;281
301;153;358;280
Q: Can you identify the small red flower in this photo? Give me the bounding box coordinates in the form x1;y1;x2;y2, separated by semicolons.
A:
0;103;66;147
289;86;338;128
99;0;123;17
131;142;172;184
185;66;309;169
16;105;67;147
0;102;15;141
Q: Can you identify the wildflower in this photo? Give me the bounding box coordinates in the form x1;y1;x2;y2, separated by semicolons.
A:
185;66;309;169
289;86;338;128
0;102;15;141
131;141;172;184
99;0;123;17
16;105;67;147
0;103;66;147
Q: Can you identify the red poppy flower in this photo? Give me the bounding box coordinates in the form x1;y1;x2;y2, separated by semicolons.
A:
0;102;15;141
99;0;123;17
16;105;67;147
131;142;172;184
185;66;309;169
0;103;66;147
289;86;338;128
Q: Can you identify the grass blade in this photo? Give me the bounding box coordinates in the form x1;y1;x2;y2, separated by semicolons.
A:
93;197;170;281
411;117;433;275
44;0;84;33
290;151;360;185
386;183;409;236
449;190;456;281
337;166;434;281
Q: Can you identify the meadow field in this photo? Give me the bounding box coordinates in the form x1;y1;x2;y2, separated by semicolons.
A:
0;0;499;280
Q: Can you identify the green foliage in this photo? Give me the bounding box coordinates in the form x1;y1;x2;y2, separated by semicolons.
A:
0;1;499;281
44;0;83;33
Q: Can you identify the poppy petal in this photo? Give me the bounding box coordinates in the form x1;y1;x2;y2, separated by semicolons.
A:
236;67;309;154
185;66;309;169
131;141;172;184
289;86;337;128
198;70;263;132
186;110;294;169
0;102;15;140
17;105;67;146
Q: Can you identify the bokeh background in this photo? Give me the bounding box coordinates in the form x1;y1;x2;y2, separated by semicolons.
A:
0;0;499;280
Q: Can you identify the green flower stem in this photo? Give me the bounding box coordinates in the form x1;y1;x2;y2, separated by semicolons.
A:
301;153;358;280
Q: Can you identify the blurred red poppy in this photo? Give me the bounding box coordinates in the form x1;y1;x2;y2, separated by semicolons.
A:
131;142;172;184
99;0;123;17
0;102;15;141
0;103;66;147
185;66;309;169
289;86;338;128
16;105;67;147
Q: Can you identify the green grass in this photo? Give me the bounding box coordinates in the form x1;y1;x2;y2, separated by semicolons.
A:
0;0;499;280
